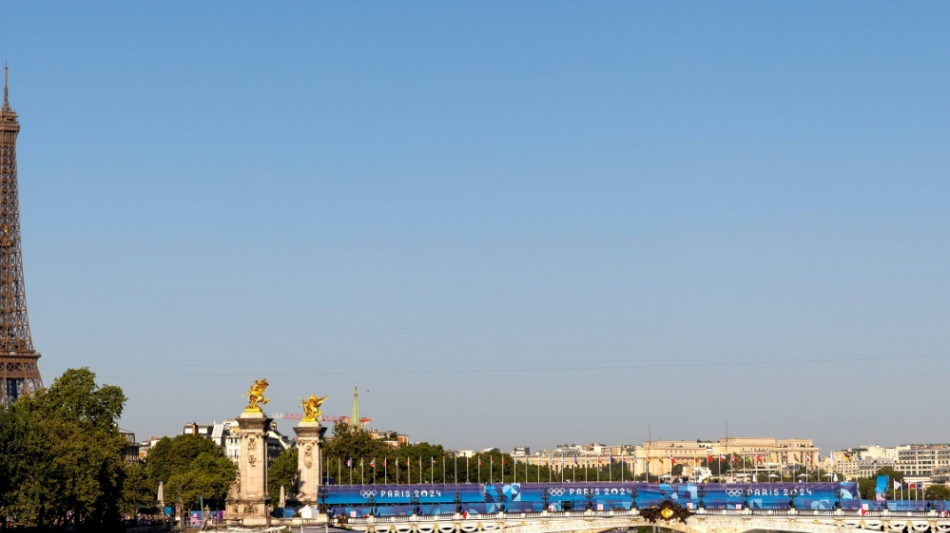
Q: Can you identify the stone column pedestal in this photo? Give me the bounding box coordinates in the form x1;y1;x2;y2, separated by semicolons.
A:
226;410;272;526
294;421;327;505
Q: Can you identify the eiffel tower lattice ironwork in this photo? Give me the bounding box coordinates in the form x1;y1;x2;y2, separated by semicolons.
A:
0;65;43;404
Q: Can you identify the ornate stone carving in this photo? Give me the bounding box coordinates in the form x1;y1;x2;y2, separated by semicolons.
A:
227;470;240;499
640;500;693;524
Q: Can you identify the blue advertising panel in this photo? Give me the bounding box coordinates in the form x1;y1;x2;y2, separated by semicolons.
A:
322;482;860;516
875;475;889;501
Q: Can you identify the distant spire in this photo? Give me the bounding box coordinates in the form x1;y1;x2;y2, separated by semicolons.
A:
351;385;360;429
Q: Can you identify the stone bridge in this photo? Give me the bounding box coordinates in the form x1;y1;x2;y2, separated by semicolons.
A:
338;509;950;533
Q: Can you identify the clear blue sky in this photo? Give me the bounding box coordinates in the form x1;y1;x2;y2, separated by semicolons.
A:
2;2;949;452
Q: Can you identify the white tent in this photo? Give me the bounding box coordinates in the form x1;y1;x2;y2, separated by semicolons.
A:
298;506;319;519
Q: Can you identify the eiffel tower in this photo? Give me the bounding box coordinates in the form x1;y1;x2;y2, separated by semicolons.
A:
0;66;43;404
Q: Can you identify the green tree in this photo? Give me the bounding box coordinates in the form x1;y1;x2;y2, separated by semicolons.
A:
0;368;127;531
165;452;236;510
146;433;224;484
875;467;904;483
857;468;906;500
120;461;157;517
702;458;732;476
926;484;950;501
399;442;447;483
857;477;876;500
268;448;299;505
323;423;391;484
146;434;235;510
0;399;51;528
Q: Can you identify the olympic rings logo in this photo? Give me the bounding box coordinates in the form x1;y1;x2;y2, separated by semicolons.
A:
725;489;744;497
548;488;565;497
360;490;377;499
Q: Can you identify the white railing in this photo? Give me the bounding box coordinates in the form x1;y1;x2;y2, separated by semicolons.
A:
340;507;944;526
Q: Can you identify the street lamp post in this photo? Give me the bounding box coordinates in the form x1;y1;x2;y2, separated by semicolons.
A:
788;488;798;510
541;489;550;513
630;487;638;511
697;486;705;510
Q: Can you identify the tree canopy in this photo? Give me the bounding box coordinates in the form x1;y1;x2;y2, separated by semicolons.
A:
268;448;298;505
145;434;236;510
0;368;128;531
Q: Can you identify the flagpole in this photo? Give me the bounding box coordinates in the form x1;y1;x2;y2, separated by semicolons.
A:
647;426;651;483
620;448;624;483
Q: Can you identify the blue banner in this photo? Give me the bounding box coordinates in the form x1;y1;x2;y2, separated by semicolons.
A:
322;482;860;516
875;475;889;501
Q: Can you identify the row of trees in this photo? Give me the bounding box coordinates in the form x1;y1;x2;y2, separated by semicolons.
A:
855;467;950;501
322;423;647;484
321;425;850;485
0;368;247;530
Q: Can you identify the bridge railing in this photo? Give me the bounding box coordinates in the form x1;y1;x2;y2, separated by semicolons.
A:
339;507;948;526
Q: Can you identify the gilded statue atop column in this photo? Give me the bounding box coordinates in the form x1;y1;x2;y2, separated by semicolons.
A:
244;378;270;413
300;394;328;422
